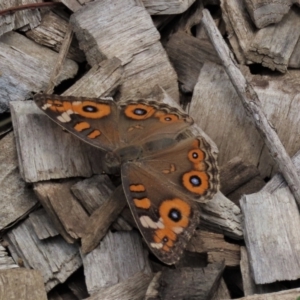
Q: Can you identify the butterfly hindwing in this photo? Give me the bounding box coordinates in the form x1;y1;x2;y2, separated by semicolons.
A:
121;162;200;265
34;94;121;152
140;137;219;203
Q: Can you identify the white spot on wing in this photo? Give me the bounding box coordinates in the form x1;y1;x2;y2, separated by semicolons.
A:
150;243;163;249
66;109;74;115
73;101;82;106
57;116;67;123
172;227;183;234
140;216;165;229
61;112;71;122
41;103;51;110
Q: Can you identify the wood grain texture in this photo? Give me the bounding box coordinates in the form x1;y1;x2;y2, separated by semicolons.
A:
241;190;300;284
5;217;82;291
0;245;18;270
245;0;300;28
200;192;243;240
233;288;300;300
86;271;153;300
187;230;241;267
190;61;300;180
0;31;77;113
142;0;195;14
62;57;123;98
26;11;85;62
211;279;232;300
0;268;47;300
165;31;220;93
0;0;41;36
202;9;300;205
81;230;152;295
152;263;225;299
34;180;89;242
29;209;59;240
0;132;38;231
70;0;179;102
220;157;260;196
10;101;104;183
81;185;127;254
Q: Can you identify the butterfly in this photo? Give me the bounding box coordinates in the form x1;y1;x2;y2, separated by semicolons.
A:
34;94;219;264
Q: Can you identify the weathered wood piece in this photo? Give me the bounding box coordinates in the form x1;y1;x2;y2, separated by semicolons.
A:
4;217;82;291
247;8;300;73
63;57;123;97
10;101;104;183
165;31;220;93
241;189;300;284
0;1;41;36
147;263;225;299
289;37;300;68
233;288;300;300
187;230;241;266
70;0;179;102
26;11;85;62
34;180;89;242
0;132;38;232
200;192;243;239
71;175;115;214
244;0;300;28
142;0;195;15
81;186;127;254
220;157;260;196
0;31;78;113
81;231;152;295
227;175;265;206
221;0;300;72
0;245;18;270
29;209;59;240
59;0;82;12
212;279;232;300
86;271;153;300
202;8;300;205
240;246;282;296
0;268;47;300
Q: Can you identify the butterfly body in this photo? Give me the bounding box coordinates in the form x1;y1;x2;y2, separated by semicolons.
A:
34;94;219;264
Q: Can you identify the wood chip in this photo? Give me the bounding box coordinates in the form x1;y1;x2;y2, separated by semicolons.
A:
165;31;220;93
81;185;127;254
4;217;82;291
70;0;179;101
0;31;77;113
187;230;241;266
0;245;18;270
0;132;38;232
148;263;225;299
0;268;47;300
34;180;89;242
26;11;85;62
0;0;41;36
143;0;196;15
29;208;59;240
81;230;152;295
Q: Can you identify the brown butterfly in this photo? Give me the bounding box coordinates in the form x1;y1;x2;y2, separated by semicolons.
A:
34;94;219;264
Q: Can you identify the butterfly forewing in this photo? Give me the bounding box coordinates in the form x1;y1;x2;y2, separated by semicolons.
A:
34;94;121;152
121;162;200;265
117;100;193;147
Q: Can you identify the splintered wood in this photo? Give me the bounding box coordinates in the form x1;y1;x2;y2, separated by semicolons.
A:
2;0;300;299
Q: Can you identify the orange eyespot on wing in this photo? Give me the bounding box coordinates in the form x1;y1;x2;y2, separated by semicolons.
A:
154;111;181;123
182;170;209;195
159;198;190;228
124;103;156;120
71;101;111;119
